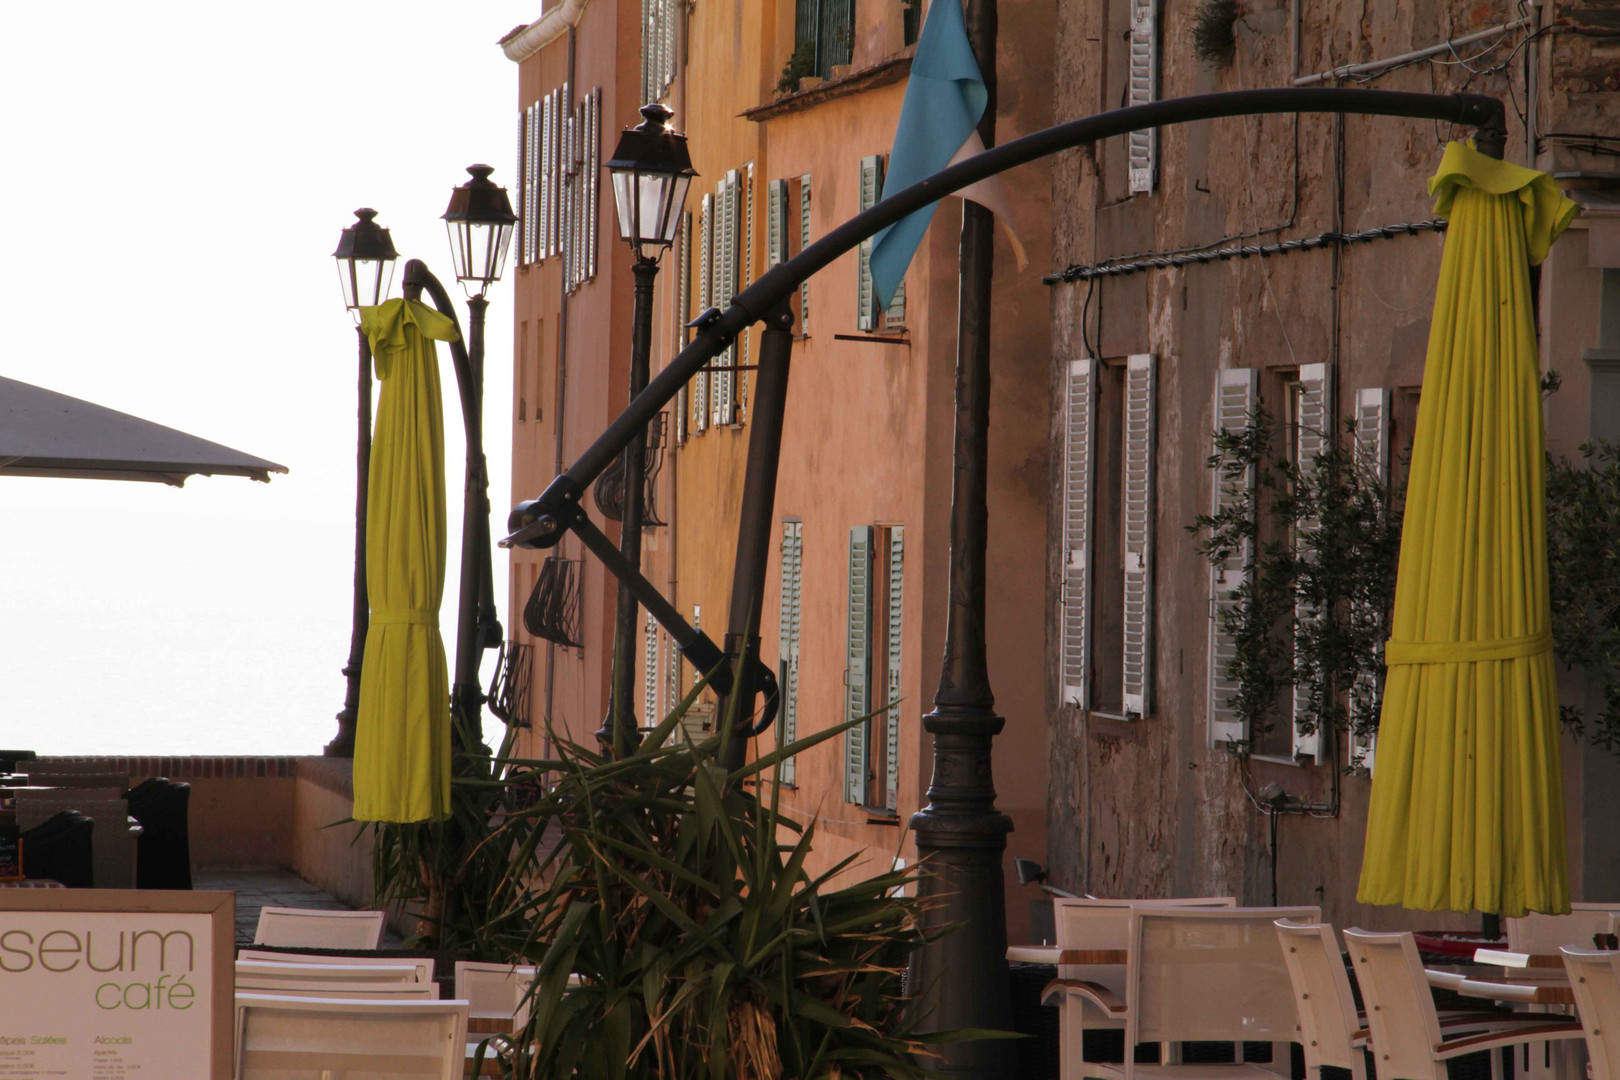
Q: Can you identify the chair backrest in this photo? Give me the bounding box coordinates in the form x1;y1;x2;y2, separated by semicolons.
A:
1126;906;1319;1050
236;961;422;988
253;907;387;949
1276;920;1362;1074
1344;928;1445;1080
454;961;538;1020
234;978;439;1001
1054;896;1236;996
234;994;467;1080
1508;911;1620;953
1562;947;1620;1080
238;950;433;986
14;789;139;889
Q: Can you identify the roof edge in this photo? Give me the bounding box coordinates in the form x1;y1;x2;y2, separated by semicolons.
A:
499;0;591;64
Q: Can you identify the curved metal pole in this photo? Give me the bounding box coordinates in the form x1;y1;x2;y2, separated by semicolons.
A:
326;325;373;758
506;86;1502;550
403;258;500;756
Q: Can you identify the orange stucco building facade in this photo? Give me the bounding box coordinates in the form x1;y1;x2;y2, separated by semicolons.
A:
499;0;1053;940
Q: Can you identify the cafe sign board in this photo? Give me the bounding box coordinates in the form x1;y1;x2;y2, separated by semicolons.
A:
0;890;233;1079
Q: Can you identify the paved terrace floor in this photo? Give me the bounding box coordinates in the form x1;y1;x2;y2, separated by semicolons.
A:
195;869;404;949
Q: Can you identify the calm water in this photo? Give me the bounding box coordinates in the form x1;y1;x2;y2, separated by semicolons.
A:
0;506;504;757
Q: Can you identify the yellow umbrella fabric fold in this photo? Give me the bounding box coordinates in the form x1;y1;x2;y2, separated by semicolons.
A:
353;297;459;824
1358;142;1577;917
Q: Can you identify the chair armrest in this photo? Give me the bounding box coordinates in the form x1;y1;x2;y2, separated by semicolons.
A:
1040;978;1126;1018
1457;979;1540;1003
1426;969;1466;991
1433;1022;1585;1060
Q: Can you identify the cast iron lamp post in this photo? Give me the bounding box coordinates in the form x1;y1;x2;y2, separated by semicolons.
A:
328;166;516;759
597;103;696;757
327;208;398;757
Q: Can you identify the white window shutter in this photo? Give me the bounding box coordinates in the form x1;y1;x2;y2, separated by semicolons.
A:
739;162;754;423
1209;367;1258;749
640;0;654;105
1121;354;1156;718
710;174;734;428
846;526;874;804
856;155;880;331
587;90;600;282
540;94;553;258
675;212;692;444
1351;386;1390;775
1062;357;1097;708
766;178;787;268
885;526;904;811
693;195;711;434
519;107;531;265
665;629;680;713
779;521;803;786
644;613;660;722
662;0;677;96
1127;0;1158;195
799;174;812;334
1291;362;1334;763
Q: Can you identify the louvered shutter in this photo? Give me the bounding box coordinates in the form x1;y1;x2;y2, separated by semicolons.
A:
665;629;680;713
856;155;881;330
644;613;660;722
1121;354;1156;718
885;526;904;811
1351;387;1390;775
640;0;653;105
799;175;812;334
779;521;803;786
739;162;754;422
662;0;677;95
675;212;692;444
540;94;553;258
712;170;739;426
519;107;531;265
766;179;787;268
693;195;711;434
846;526;874;804
1291;362;1334;762
1062;358;1097;707
1127;0;1158;195
587;90;600;282
1209;368;1258;748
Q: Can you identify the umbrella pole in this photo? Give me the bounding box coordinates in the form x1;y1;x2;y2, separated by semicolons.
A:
327;325;372;758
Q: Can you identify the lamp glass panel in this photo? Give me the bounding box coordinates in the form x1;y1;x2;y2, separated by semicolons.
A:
336;256;394;311
447;220;515;287
610;170;637;241
661;174;692;243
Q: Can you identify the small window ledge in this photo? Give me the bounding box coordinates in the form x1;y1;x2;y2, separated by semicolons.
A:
743;50;914;123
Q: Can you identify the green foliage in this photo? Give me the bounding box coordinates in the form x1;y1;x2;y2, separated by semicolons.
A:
462;696;951;1080
776;40;817;95
1190;407;1402;761
1547;440;1620;754
1191;0;1241;66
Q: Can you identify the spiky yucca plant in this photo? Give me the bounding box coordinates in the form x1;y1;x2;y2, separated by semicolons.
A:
466;695;961;1080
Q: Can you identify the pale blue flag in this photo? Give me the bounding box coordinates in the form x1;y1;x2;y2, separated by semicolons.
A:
868;0;988;309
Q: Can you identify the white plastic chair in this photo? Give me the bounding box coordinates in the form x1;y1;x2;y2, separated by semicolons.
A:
1075;905;1319;1080
1508;909;1620;956
454;961;537;1022
1561;947;1620;1080
235;979;440;1002
1042;897;1235;1080
233;993;467;1079
238;949;434;986
253;907;387;949
1344;928;1583;1080
236;960;425;991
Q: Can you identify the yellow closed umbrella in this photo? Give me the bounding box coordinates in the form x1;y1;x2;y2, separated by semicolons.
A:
1358;142;1578;917
353;297;459;823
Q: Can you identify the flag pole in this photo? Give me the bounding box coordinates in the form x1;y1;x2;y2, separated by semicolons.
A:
906;0;1015;1075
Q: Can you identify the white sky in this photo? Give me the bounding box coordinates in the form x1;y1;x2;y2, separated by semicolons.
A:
0;2;539;754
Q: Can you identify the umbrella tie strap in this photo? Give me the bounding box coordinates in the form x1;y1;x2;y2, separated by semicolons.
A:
1384;629;1552;666
369;609;439;628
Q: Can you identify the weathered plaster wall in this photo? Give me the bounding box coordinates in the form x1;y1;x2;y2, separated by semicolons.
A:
1049;0;1618;925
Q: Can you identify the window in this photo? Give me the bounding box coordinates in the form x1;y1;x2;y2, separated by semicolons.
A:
778;520;803;785
793;0;855;81
766;174;813;336
1060;355;1156;718
517;86;600;281
674;212;692;444
856;156;905;331
1207;367;1258;749
641;0;678;104
644;613;660;723
518;320;530;422
845;524;904;811
692;167;752;431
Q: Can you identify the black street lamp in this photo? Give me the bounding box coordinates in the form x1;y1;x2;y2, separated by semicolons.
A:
328;208;398;758
596;103;696;757
327;167;515;761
